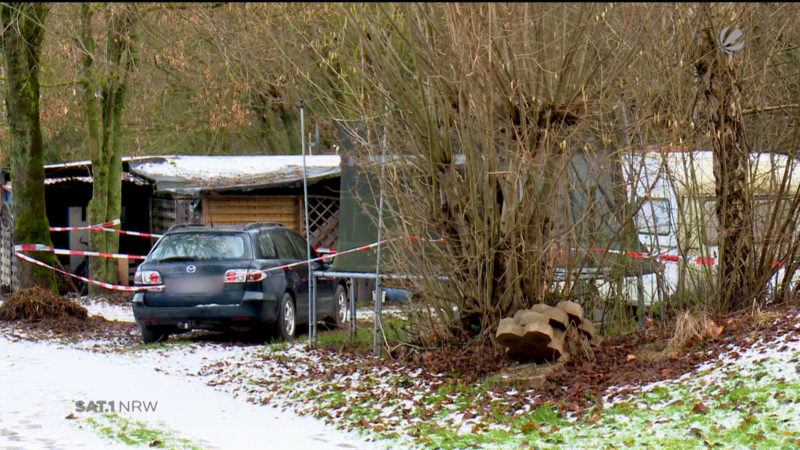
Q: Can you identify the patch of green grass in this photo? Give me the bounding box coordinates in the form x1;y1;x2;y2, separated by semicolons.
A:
525;360;800;449
387;355;800;449
261;339;288;352
315;317;408;353
83;413;203;449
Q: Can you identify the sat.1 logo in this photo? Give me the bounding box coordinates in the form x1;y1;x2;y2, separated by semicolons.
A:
717;26;744;55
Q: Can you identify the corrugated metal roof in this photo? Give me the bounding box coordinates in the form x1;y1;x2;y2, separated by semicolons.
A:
127;155;341;194
43;155;154;170
3;172;148;190
43;172;148;186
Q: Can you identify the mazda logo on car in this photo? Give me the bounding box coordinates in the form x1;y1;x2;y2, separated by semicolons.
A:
186;265;196;273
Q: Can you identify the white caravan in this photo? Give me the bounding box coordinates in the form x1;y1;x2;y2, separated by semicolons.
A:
621;150;800;305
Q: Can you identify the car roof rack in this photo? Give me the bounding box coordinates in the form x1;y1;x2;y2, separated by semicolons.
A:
244;221;287;230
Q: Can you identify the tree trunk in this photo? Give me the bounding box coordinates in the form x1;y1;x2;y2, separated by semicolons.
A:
699;27;753;312
79;4;138;293
80;3;110;292
1;3;57;292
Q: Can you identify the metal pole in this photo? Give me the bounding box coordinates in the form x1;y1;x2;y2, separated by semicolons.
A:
315;125;320;155
373;128;386;356
301;100;315;345
349;277;356;342
311;274;317;343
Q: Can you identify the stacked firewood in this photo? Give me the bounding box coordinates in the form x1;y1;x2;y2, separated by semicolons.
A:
496;301;601;363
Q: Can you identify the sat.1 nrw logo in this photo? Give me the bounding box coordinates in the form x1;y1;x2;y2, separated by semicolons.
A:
717;26;744;54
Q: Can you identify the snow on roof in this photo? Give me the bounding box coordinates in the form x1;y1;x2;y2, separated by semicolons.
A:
44;172;148;186
43;155;152;170
127;154;341;194
4;172;147;190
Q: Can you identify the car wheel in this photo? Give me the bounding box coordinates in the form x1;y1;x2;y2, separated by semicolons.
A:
327;284;348;329
141;325;168;344
276;292;296;340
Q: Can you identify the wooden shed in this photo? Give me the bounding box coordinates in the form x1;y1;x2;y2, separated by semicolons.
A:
128;155;342;249
0;154;342;292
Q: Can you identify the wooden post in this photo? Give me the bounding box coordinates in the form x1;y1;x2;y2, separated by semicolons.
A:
117;257;129;286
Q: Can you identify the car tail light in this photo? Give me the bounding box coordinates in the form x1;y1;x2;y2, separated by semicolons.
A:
224;269;266;283
134;270;162;285
247;271;266;282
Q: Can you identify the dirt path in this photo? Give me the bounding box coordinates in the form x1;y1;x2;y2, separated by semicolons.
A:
0;336;381;449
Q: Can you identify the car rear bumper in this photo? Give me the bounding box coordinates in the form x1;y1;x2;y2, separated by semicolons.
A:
132;291;279;329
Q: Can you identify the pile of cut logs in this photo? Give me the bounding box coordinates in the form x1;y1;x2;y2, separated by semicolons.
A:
496;301;601;363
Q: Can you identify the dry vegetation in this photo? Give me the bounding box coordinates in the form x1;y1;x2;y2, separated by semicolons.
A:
294;3;800;346
0;287;87;322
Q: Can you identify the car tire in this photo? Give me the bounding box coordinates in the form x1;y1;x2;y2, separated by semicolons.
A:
141;325;168;344
276;292;296;340
326;284;348;329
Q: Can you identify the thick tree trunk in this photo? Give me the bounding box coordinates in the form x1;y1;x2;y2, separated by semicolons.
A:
80;3;111;292
1;3;57;292
79;4;137;293
700;29;753;312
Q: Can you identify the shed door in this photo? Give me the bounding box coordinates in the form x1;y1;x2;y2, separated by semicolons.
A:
203;195;301;233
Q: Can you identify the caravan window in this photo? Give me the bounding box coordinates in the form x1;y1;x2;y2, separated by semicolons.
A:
700;200;719;245
753;198;795;246
635;198;671;235
700;198;795;246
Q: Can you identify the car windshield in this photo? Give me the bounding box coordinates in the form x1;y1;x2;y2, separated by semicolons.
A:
148;233;248;262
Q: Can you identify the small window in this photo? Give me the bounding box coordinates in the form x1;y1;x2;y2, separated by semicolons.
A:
701;198;794;247
635;198;671;235
753;198;794;246
257;232;278;259
700;200;719;245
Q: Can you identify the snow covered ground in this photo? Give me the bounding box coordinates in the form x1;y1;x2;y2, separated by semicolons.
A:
0;337;385;449
77;298;135;323
2;294;797;449
604;311;800;407
354;304;406;322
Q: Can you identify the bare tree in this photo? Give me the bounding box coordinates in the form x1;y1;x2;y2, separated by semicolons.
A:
618;3;800;313
288;4;640;343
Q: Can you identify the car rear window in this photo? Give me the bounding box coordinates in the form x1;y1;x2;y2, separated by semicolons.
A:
148;233;248;262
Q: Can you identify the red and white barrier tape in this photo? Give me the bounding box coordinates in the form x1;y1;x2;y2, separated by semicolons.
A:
409;236;446;244
554;246;718;266
99;227;163;239
255;239;390;276
554;246;792;268
49;218;160;238
256;235;446;276
14;251;160;292
49;219;121;232
15;244;146;260
12;237;400;292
